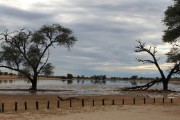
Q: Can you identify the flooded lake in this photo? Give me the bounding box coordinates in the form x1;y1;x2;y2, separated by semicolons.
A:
0;79;180;98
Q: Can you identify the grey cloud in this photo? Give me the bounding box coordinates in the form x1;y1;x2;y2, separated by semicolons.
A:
0;4;57;31
69;0;166;16
0;0;173;77
0;5;54;20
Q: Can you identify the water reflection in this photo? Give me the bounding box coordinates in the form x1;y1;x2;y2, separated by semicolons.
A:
61;80;66;83
130;81;137;86
0;79;179;87
81;80;84;84
0;79;110;85
90;80;106;84
0;79;180;96
77;80;80;84
67;80;73;84
0;80;15;84
0;79;31;85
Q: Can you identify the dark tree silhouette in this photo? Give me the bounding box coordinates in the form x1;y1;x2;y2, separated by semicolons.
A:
162;0;180;75
122;40;179;91
0;24;77;90
123;0;180;91
67;73;73;79
163;0;180;43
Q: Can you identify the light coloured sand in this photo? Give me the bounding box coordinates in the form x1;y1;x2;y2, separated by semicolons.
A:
0;77;180;120
1;105;180;120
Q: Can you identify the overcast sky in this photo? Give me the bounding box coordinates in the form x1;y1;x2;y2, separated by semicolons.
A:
0;0;175;78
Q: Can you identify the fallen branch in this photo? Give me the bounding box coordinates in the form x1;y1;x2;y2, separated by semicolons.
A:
121;79;162;91
57;96;79;101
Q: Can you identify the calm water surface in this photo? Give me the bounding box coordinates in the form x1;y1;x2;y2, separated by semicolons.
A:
0;79;179;98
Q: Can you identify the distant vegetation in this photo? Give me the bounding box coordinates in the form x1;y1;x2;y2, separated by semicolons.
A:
0;71;179;81
0;71;16;76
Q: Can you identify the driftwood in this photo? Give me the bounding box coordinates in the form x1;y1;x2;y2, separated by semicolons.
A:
121;79;162;91
57;96;79;101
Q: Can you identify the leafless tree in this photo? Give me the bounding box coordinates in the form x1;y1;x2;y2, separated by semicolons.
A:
122;40;179;91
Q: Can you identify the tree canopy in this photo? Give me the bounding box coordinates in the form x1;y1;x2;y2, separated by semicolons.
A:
163;0;180;42
163;0;180;75
0;24;77;90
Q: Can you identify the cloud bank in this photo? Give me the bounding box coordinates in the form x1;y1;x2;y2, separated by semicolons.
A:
0;0;173;77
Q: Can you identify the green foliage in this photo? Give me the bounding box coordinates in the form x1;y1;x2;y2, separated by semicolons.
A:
163;0;180;75
166;45;180;63
41;63;54;76
18;68;31;78
131;75;138;80
0;45;23;67
36;24;76;48
67;73;73;79
163;0;180;42
0;24;77;89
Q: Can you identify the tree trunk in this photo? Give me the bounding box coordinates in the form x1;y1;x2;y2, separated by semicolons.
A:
30;77;37;90
31;80;37;90
163;80;168;90
30;71;38;90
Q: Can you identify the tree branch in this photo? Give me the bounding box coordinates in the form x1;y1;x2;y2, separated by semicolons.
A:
0;65;33;81
135;40;166;79
136;58;155;64
167;62;180;80
37;48;50;74
122;78;162;91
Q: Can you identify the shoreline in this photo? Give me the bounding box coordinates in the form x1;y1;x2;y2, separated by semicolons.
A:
0;75;62;80
0;75;179;81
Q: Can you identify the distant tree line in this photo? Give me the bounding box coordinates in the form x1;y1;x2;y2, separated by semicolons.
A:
0;71;16;76
90;75;107;80
1;70;178;81
110;76;157;80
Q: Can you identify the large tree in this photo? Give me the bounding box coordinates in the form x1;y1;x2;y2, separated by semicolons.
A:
163;0;180;75
0;24;77;90
122;0;180;91
163;0;180;43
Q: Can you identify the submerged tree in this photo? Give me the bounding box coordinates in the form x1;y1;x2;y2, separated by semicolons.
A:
122;40;179;91
0;24;77;90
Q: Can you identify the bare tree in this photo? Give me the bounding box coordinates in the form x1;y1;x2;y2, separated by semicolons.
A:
122;40;179;91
